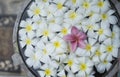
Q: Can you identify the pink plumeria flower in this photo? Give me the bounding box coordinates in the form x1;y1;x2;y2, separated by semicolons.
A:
64;26;87;52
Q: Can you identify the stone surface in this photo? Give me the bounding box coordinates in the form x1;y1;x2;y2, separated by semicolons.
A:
0;0;25;14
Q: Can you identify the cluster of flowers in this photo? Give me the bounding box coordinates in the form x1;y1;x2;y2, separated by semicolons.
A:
18;0;120;77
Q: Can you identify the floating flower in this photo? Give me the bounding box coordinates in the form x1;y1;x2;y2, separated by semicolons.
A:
47;15;63;32
27;2;47;17
32;16;46;29
64;9;83;25
50;0;68;16
19;19;36;38
48;37;67;61
25;48;41;69
102;38;118;59
75;57;94;77
84;11;100;23
58;23;71;37
96;23;111;42
64;26;87;52
38;64;56;77
19;34;38;49
82;20;99;39
92;44;105;64
64;54;79;73
111;25;120;48
100;10;118;27
65;0;81;9
36;41;53;63
78;0;95;14
36;23;55;42
95;53;112;73
92;0;110;13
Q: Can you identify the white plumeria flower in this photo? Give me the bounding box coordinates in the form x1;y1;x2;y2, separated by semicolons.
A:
58;23;71;37
100;10;118;27
75;57;94;77
48;37;67;61
36;41;53;63
95;53;112;73
64;9;83;25
19;34;38;50
19;19;36;38
45;4;57;17
75;38;97;57
78;0;95;14
27;2;47;17
65;0;81;9
92;0;110;13
64;54;79;73
32;16;46;29
92;44;105;64
111;25;120;48
84;11;100;23
82;20;99;39
36;23;55;42
101;38;118;60
51;0;68;16
25;47;41;69
38;64;56;77
96;23;111;42
47;15;63;25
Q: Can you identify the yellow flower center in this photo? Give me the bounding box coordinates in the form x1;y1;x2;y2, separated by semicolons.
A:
61;28;68;35
32;54;38;61
80;63;87;71
111;32;115;39
85;44;92;51
43;30;49;36
43;48;47;55
72;0;76;4
62;75;66;77
83;2;90;9
25;39;31;45
67;60;73;67
54;41;61;48
50;20;55;23
42;0;47;2
57;3;63;10
95;50;101;56
69;12;77;20
87;25;94;30
97;1;104;8
34;8;41;15
103;60;108;64
26;25;32;32
101;14;108;20
45;69;51;76
36;21;41;25
106;45;113;53
98;29;104;35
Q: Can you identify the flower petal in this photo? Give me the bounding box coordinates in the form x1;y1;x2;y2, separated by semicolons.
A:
71;41;77;52
63;34;74;42
71;26;79;35
78;41;86;48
